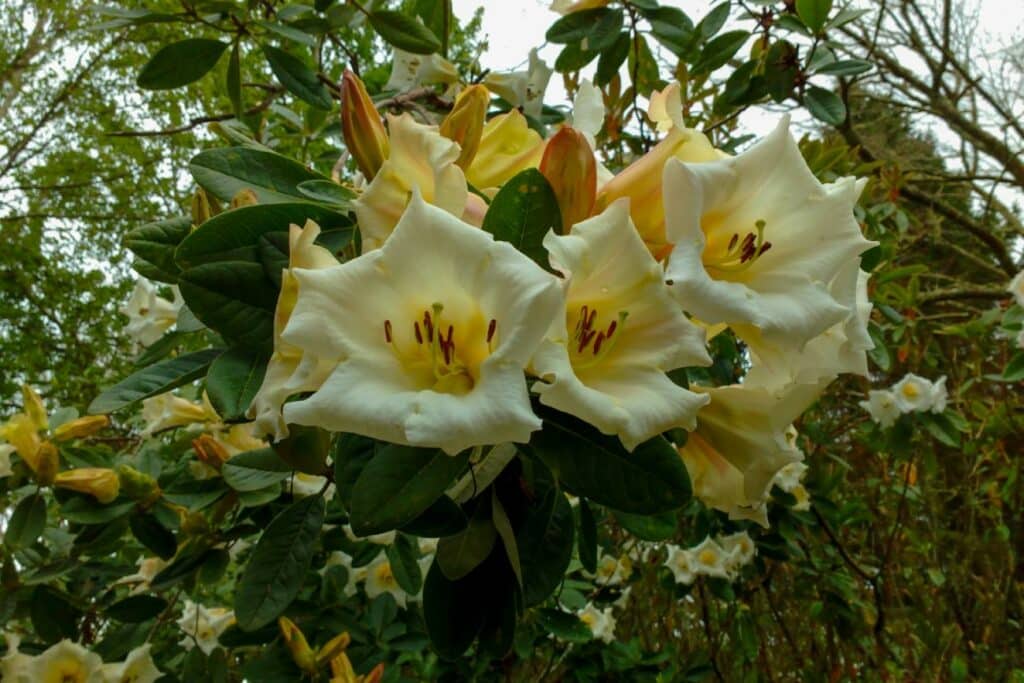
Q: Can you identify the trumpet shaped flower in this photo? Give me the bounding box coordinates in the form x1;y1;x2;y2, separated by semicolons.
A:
384;48;458;93
281;194;562;455
29;640;102;683
140;392;214;437
53;467;120;504
177;601;234;655
663;117;875;360
120;279;182;347
466;110;545;191
531;200;710;450
859;389;901;428
354;113;468;251
100;644;161;683
482;48;552;118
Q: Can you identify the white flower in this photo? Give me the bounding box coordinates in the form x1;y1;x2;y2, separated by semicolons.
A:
281;194;562;455
0;444;13;478
859;389;900;428
691;537;731;580
100;644;161;683
177;601;235;655
120;279;182;347
482;49;552;118
591;553;632;586
384;48;458;93
324;551;369;597
892;373;936;413
664;544;697;585
929;376;949;413
772;461;807;493
343;525;396;546
531;200;711;450
578;604;617;643
572;80;604;146
287;472;334;499
664;117;875;363
1;632;32;683
29;640;103;683
364;555;407;608
719;531;757;575
1008;271;1024;308
139;392;213;437
647;81;684;133
248;220;341;440
115;557;168;596
417;537;439;555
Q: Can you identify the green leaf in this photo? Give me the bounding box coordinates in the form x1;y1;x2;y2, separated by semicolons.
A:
693;30;750;74
256;19;318;47
350;444;469;536
206;347;268;422
867;323;891;371
31;586;81;643
400;495;468;537
627;34;661;96
436;514;496;581
227;42;243;116
517;487;574;605
481;169;560;266
88;349;221;414
222;448;292;492
189;147;335;205
261;45;333;109
526;405;691;514
815;59;872;76
385;534;424;595
235;495;325;630
1002;352;1024;382
491;489;523;588
422;561;485;659
332;433;376;512
585;8;624;52
178;263;278;351
129;513;177;559
60;498;135;525
698;2;730;39
537;609;591;643
577;498;597;573
272;424;330;475
555;43;598;72
647;7;696;55
546;8;614;44
796;0;833;33
106;595;168;623
595;32;631;87
613;509;677;541
150;544;217;591
920;413;960;448
5;494;46;549
805;85;846;125
764;40;799;103
369;10;442;55
296;179;356;207
137;39;229;90
124;216;192;284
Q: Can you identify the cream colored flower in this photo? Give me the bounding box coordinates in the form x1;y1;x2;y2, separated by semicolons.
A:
120;279;182;347
664;544;697;585
1;632;32;683
591;553;632;586
647;81;684;133
664;117;875;362
281;194;562;455
384;48;458;93
572;80;604;146
140;392;213;437
288;472;335;500
100;644;161;683
354;113;468;251
1018;329;1024;349
928;376;949;413
578;604;617;643
531;200;711;450
323;551;369;597
1008;271;1024;307
772;461;810;511
29;640;102;683
177;601;235;655
691;537;731;579
719;531;756;575
892;373;936;413
466;110;545;191
115;557;168;596
248;220;341;440
364;555;407;608
482;49;551;118
859;389;900;428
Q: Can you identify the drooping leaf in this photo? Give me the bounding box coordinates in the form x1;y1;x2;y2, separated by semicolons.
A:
221;448;292;492
124;216;192;284
422;561;485;659
577;498;598;573
206;347;268;422
537;609;591;643
805;85;846;125
796;0;833;33
261;45;333;109
177;262;278;351
129;513;178;560
5;494;47;549
436;512;496;581
613;509;678;541
137;39;229;90
385;534;424;595
88;349;222;414
481;169;561;267
227;42;243;116
546;8;614;44
106;595;168;623
517;486;574;605
189;148;335;205
369;10;442;54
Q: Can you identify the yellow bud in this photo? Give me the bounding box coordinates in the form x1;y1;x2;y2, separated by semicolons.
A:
21;385;48;430
191;188;220;226
539;127;597;232
359;663;385;683
466;110;544;190
192;434;231;470
34;441;60;486
53;415;110;441
341;70;389;179
230;188;259;209
117;464;161;502
317;631;351;666
439;85;490;169
329;651;358;683
278;617;318;674
2;413;42;468
53;467;120;504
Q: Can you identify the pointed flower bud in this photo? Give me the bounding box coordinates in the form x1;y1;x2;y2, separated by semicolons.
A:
341;71;389;180
439;85;490;169
53;415;110;441
230;188;259;209
117;464;161;502
278;617;318;674
192;434;231;470
34;441;60;486
21;385;48;430
317;631;351;667
2;413;41;469
191;188;220;226
540;127;597;232
54;467;120;503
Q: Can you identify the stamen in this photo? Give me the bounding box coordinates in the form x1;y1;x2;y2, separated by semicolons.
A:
414;321;423;344
728;233;739;251
606;319;617;338
487;318;497;343
758;242;772;256
592;331;606;355
705;219;771;273
384;320;393;343
423;311;433;342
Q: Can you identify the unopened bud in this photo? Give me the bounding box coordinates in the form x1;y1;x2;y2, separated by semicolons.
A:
192;434;231;471
329;652;358;683
21;385;48;430
54;467;120;504
117;464;160;502
278;617;318;674
317;631;351;666
34;441;60;487
2;413;42;466
230;188;259;209
439;85;490;169
191;188;221;226
53;415;110;441
540;127;597;232
341;70;389;179
361;663;385;683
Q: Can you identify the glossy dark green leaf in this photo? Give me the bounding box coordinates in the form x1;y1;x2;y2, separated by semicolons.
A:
177;262;277;350
5;494;46;549
555;43;598;72
764;40;799;103
796;0;833;32
130;513;177;559
124;216;191;284
222;448;292;492
577;498;598;573
422;561;485;659
256;19;317;47
31;586;80;643
206;347;268;422
1002;352;1024;382
526;405;691;514
386;534;424;595
106;595;168;623
805;85;846;125
59;497;135;525
613;509;677;541
235;495;325;630
644;6;695;55
595;32;631;86
189;147;334;205
491;489;522;587
517;488;574;605
546;7;614;44
261;45;333;109
537;608;591;643
369;10;442;55
436;515;496;581
332;433;376;512
693;30;750;73
150;544;216;591
88;349;221;414
272;424;330;475
349;444;469;535
815;58;872;76
481;169;560;267
137;39;229;90
400;495;468;537
627;34;660;96
296;179;356;207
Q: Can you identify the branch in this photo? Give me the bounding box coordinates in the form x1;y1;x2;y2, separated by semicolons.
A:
106;89;282;138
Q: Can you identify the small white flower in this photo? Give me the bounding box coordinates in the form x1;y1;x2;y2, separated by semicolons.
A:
892;373;936;413
647;81;684;133
483;49;552;118
928;376;948;413
572;80;604;146
177;601;234;655
664;544;697;585
1008;271;1024;308
578;604;617;643
591;553;632;586
29;640;103;683
100;644;161;683
384;48;458;93
1;632;32;683
120;279;182;347
364;555;407;608
859;389;901;428
690;537;731;580
719;531;756;575
1017;328;1024;350
115;557;168;596
417;537;439;555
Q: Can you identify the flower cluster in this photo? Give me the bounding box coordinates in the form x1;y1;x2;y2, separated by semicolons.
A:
177;600;235;655
860;373;948;428
324;535;437;609
664;531;757;585
1;635;160;683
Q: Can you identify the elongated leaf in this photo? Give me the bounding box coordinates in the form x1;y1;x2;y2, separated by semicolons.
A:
517;483;574;605
206;347;268;422
106;595;168;623
526;405;691;514
481;169;560;266
796;0;833;32
222;448;292;492
137;39;229;90
124;216;191;284
546;8;613;44
296;179;356;207
60;498;135;525
349;444;469;535
129;513;177;559
5;494;46;549
400;495;468;537
693;30;749;73
332;433;376;512
178;262;277;350
422;561;485;659
369;10;442;55
189;148;333;205
613;509;677;541
537;609;591;643
595;32;631;86
150;544;216;591
491;489;522;588
385;534;424;595
816;59;872;76
805;85;846;125
698;2;730;39
88;349;221;414
235;495;325;630
262;45;333;109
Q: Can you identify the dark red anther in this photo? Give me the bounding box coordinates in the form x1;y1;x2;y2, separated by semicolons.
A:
423;310;434;341
446;325;454;346
587;307;597;329
606;319;617;338
578;329;596;353
487;318;497;343
728;233;739;251
384;320;393;343
414;321;423;344
758;241;772;256
592;331;606;355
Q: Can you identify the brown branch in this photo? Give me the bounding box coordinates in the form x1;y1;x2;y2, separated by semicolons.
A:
106;89;283;137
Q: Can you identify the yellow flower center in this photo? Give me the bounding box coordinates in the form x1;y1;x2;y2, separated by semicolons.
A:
698;549;718;566
385;303;496;395
44;658;87;683
375;561;396;587
901;383;919;399
580;612;596;627
702;216;773;279
568;304;628;370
